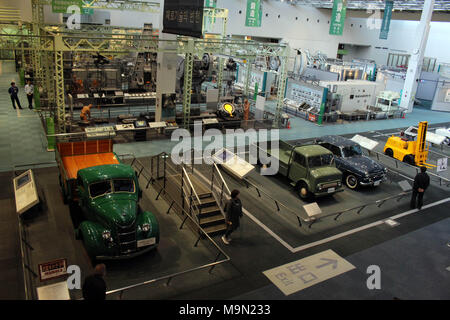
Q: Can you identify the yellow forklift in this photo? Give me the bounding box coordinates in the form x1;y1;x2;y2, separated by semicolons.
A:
383;121;436;168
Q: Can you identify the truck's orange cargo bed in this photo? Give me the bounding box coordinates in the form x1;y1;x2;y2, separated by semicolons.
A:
62;153;119;180
57;140;118;180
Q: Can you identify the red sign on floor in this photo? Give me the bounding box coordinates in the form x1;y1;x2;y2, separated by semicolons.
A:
38;258;68;282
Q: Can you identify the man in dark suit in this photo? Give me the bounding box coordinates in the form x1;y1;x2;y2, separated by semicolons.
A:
8;81;22;110
410;166;430;210
82;264;107;300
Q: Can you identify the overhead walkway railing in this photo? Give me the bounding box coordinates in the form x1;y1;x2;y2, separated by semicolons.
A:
111;153;230;300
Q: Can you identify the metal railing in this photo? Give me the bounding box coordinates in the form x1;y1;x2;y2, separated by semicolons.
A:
108;153;230;299
366;149;450;188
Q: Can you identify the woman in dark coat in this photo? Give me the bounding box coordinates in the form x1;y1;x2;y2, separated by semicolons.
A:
222;189;243;245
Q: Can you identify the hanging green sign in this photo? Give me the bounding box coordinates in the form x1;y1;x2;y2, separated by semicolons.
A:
380;1;394;40
329;0;347;36
245;0;262;28
52;0;83;13
205;0;217;8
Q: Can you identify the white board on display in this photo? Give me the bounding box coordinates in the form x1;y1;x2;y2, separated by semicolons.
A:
255;95;266;120
351;135;379;151
437;158;448;173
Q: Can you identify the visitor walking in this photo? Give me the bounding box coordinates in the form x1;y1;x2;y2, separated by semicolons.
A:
222;189;243;245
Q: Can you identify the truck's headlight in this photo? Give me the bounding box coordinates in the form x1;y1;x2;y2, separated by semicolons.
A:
142;223;150;232
338;182;342;187
383;168;388;173
102;230;111;241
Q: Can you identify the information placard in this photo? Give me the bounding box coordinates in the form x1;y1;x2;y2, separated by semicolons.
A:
162;0;204;38
38;259;68;282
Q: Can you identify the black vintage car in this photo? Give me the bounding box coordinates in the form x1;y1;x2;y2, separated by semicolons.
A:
315;135;388;189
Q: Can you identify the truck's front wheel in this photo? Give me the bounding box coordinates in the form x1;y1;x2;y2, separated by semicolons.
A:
298;182;311;201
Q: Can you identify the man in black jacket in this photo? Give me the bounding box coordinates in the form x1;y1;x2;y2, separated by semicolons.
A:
410;166;430;210
222;189;243;245
8;82;22;110
82;264;107;300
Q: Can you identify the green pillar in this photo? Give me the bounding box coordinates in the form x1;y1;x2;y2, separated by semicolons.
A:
46;117;55;152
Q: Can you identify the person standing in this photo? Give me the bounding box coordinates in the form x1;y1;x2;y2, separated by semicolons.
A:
80;104;93;121
410;166;430;210
82;264;107;300
222;189;243;245
24;80;34;109
8;81;22;110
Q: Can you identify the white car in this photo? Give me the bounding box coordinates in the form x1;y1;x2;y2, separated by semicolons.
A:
435;128;450;145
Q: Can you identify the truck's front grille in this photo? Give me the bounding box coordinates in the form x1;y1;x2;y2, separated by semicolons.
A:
117;222;137;253
321;182;338;189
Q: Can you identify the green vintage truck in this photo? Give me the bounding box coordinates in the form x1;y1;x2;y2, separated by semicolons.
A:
56;139;159;260
266;140;343;200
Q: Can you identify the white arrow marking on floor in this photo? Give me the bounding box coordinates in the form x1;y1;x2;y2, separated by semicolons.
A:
316;258;338;270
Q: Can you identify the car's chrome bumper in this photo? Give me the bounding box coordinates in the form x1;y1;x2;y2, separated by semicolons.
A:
360;174;387;186
96;243;157;260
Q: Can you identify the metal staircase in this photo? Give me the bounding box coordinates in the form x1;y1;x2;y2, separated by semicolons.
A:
148;152;228;236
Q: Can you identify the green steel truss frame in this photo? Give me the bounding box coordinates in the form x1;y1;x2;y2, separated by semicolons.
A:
0;7;288;132
38;0;160;13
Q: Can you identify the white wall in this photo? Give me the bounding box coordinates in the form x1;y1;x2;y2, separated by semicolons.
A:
215;0;450;66
5;0;450;66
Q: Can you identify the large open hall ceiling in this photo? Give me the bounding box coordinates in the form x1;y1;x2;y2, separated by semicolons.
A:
273;0;450;11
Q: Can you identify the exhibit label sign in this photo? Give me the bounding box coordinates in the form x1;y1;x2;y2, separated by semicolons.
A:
162;0;204;38
263;249;355;295
380;1;394;40
329;0;347;36
437;157;448;172
52;0;83;13
245;0;262;28
38;259;68;282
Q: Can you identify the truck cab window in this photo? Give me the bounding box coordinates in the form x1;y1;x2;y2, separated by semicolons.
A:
294;153;306;167
89;181;112;198
308;154;333;167
113;179;135;193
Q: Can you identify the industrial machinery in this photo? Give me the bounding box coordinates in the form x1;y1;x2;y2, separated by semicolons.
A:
56;140;159;260
384;121;434;167
176;53;211;104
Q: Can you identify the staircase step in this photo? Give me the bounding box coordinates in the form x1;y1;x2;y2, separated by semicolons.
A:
203;223;227;235
194;196;216;208
199;215;225;226
199;205;221;215
198;192;213;199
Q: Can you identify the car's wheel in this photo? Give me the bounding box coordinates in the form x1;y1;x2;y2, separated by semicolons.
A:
345;174;359;189
385;148;394;158
403;154;415;166
298;182;311;200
